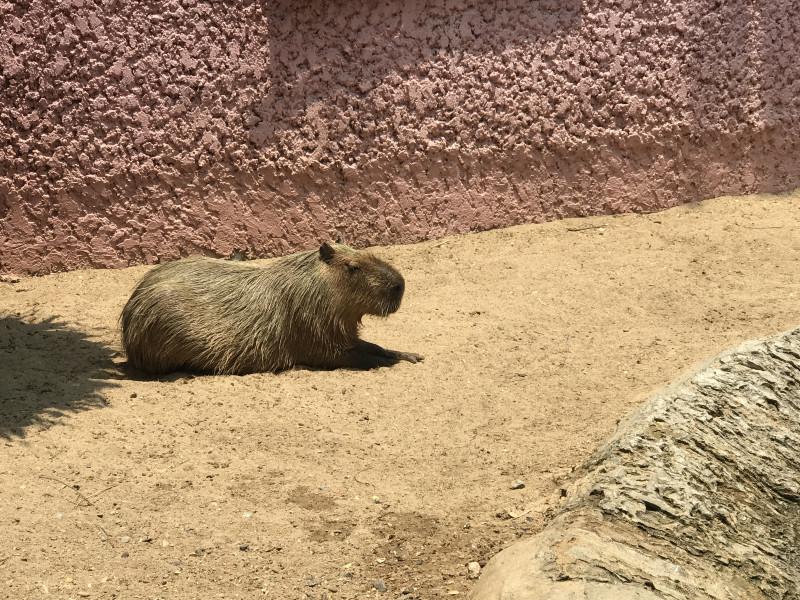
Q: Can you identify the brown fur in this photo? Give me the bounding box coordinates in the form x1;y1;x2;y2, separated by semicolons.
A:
120;243;423;375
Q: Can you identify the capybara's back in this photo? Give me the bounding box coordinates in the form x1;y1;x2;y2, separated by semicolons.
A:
120;243;421;375
121;256;285;374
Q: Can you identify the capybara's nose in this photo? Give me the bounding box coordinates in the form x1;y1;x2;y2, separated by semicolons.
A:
392;282;404;296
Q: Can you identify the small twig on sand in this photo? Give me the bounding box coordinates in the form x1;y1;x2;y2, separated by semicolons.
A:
40;476;116;545
90;483;121;498
39;475;96;508
566;224;605;232
94;523;112;544
354;470;373;486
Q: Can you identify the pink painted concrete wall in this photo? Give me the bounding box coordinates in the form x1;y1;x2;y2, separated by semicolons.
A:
1;1;798;275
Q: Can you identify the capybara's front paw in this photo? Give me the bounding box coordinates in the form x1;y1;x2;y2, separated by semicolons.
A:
397;352;424;364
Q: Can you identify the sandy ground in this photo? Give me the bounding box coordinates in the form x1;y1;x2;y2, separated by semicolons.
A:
1;191;799;600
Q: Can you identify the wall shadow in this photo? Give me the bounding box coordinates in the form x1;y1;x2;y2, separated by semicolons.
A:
249;0;583;148
0;315;118;438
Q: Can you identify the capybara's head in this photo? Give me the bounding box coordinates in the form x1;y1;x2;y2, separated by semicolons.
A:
320;242;405;316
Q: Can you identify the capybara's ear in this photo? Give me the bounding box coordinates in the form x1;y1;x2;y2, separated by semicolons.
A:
319;242;335;263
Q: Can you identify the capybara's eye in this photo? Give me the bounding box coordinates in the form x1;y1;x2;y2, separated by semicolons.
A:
347;263;360;274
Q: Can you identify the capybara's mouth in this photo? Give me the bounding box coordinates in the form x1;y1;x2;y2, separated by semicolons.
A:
388;286;404;313
375;293;402;316
390;281;404;302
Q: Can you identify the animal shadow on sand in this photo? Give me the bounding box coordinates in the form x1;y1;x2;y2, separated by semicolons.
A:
118;352;417;382
0;314;120;438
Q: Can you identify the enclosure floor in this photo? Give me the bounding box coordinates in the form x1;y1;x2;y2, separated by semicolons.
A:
1;191;799;600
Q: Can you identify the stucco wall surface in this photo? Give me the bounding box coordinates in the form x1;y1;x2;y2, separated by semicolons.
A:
1;0;799;274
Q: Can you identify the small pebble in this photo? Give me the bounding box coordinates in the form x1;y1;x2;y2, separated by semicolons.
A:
372;579;387;592
129;393;137;399
121;551;129;558
467;562;481;579
119;536;131;544
305;576;319;587
239;543;249;551
510;480;525;490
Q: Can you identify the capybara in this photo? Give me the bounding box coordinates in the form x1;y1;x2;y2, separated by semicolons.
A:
120;243;423;375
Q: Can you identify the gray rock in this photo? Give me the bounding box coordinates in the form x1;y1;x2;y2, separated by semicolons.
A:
473;327;800;600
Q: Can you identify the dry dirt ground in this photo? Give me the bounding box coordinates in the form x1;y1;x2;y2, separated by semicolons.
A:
1;191;799;600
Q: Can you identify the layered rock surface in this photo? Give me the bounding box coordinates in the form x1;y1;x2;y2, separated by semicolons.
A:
472;328;800;599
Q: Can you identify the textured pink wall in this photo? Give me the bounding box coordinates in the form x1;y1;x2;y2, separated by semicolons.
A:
1;1;799;275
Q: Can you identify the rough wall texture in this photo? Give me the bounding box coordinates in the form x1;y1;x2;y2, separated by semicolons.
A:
1;0;799;274
471;327;800;600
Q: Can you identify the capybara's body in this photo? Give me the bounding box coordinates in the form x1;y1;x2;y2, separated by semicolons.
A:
120;243;423;375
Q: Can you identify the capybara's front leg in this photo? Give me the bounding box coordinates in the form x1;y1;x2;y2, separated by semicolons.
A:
354;340;424;364
326;346;400;370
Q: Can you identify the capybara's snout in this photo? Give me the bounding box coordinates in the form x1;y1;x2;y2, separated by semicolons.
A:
390;279;405;303
380;280;404;315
